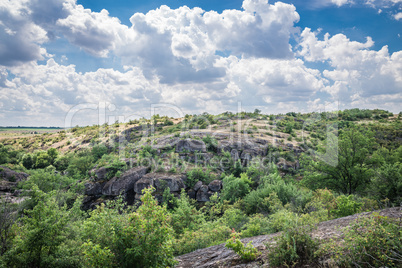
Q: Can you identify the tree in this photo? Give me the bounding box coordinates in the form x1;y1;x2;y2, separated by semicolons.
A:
253;109;261;115
0;198;17;256
46;148;58;165
33;151;51;169
3;188;70;267
221;173;252;203
302;127;376;195
81;187;176;268
21;153;34;169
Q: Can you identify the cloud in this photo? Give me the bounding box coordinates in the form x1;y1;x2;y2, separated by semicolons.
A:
330;0;351;7
1;59;163;126
223;56;327;105
299;28;402;111
56;2;128;57
394;12;402;20
116;0;299;84
0;0;49;66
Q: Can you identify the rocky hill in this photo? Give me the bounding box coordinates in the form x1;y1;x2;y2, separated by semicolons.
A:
176;207;402;268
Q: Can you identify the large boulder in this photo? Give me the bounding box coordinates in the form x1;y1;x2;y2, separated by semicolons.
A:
134;176;155;194
102;166;149;196
196;185;209;202
193;181;203;192
187;189;196;199
152;173;186;192
208;180;222;192
176;139;207;153
84;182;103;196
89;166;112;181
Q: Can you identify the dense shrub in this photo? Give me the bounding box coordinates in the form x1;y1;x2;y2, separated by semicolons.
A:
329;214;402;267
186;167;212;188
243;176;310;215
2;188;81;268
268;223;320;267
170;190;205;236
241;213;271;237
91;144;108;160
221;173;252;203
20;168;76;193
331;195;363;218
173;221;231;255
82;187;177;267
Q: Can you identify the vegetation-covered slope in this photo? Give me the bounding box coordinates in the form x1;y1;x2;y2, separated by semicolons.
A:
0;108;401;267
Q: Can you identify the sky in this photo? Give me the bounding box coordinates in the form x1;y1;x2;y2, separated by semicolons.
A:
0;0;401;126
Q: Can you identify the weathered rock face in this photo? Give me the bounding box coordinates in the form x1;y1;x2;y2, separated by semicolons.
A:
84;182;103;196
0;166;29;203
154;174;186;192
0;166;29;183
83;166;149;210
102;166;149;196
277;158;299;172
218;139;267;163
134;176;155;194
94;166;110;180
208;180;222;192
196;185;209;202
176;139;207;153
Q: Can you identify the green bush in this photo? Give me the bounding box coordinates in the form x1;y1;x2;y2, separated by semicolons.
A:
82;187;177;267
329;213;402;267
268;209;299;233
221;173;252;203
81;241;115;268
170;190;205;236
331;195;363;218
225;230;258;261
2;188;79;268
66;155;94;179
33;151;51;169
241;214;271;237
173;221;231;255
202;135;218;153
268;223;320;267
21;153;33;169
186;167;211;188
221;208;248;231
91;144;108;160
20;169;76;193
243;174;310;215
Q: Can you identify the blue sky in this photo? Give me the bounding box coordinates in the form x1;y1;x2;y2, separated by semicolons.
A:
0;0;401;126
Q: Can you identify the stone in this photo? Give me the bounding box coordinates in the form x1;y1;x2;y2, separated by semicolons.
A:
193;181;203;192
84;182;103;196
176;139;207;153
196;185;209;202
102;166;149;196
154;175;185;192
187;189;196;199
0;166;29;182
92;166;111;181
134;177;154;194
208;180;222;192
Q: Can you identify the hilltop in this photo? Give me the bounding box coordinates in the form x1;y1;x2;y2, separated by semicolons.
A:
0;108;401;267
